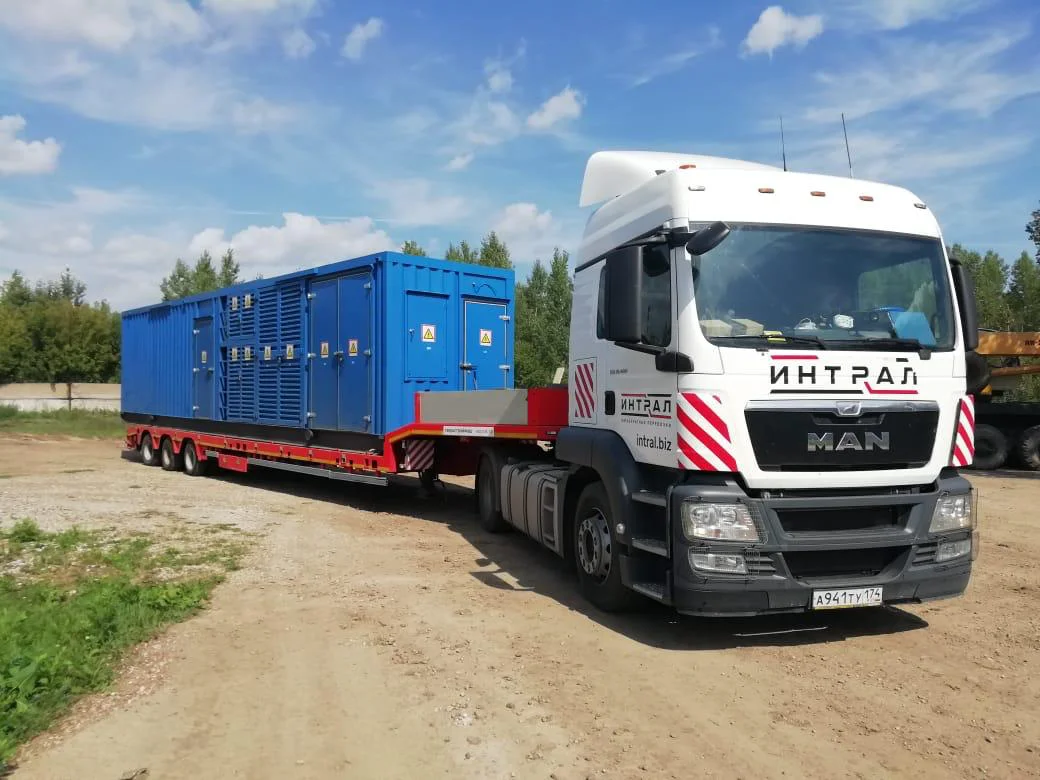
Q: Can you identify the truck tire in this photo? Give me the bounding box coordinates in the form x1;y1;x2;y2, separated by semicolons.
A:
1016;425;1040;471
140;433;160;467
182;440;208;477
572;481;638;613
475;451;508;533
160;437;182;471
972;424;1007;471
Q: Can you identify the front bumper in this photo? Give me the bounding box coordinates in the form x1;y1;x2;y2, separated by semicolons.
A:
667;470;976;617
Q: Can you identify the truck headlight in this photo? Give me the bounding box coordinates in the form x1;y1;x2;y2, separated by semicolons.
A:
929;494;973;533
681;501;760;542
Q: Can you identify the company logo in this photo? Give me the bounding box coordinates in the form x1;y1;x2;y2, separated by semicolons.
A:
807;431;891;452
620;393;672;419
770;355;919;397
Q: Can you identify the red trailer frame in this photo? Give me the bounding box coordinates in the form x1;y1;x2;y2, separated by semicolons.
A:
125;387;568;483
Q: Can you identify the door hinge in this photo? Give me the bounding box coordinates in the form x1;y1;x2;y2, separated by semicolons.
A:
306;411;317;418
498;365;510;371
364;282;372;290
363;349;372;357
307;292;316;300
499;314;511;321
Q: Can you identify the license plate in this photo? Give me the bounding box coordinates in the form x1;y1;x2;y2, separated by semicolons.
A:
811;586;884;610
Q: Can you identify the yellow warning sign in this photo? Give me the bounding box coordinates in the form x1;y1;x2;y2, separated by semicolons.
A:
230;347;238;362
320;341;330;358
264;345;272;361
244;293;252;309
479;329;492;347
348;339;359;357
201;350;207;365
230;296;238;311
244;346;252;361
421;324;436;343
285;343;295;360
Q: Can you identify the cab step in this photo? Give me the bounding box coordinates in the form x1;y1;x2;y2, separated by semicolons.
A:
631;537;668;557
632;490;667;508
630;582;669;603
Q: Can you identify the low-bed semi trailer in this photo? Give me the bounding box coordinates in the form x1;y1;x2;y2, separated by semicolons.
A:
123;150;988;617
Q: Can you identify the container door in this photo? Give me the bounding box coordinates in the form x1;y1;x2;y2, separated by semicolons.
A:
193;316;215;418
463;300;509;390
338;272;372;432
406;292;448;382
308;278;340;429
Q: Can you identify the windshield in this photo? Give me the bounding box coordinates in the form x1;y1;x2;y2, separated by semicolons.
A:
692;224;955;350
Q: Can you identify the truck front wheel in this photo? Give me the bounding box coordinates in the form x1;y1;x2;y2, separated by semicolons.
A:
573;481;637;612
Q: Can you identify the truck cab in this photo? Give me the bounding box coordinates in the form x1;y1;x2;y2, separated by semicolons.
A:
546;151;983;615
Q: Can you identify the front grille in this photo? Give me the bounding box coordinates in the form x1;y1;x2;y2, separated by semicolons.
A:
745;551;777;575
775;506;906;534
745;409;938;471
783;546;907;579
912;542;938;566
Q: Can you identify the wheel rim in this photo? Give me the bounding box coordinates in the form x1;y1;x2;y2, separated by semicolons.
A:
576;508;612;582
161;443;171;467
184;444;196;470
142;437;153;460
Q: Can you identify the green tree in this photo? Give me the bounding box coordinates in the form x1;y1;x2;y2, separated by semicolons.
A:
0;304;32;383
400;240;426;256
1007;251;1040;330
950;245;1012;330
444;240;479;264
0;271;34;308
1026;204;1040;264
478;231;512;269
160;248;239;301
513;248;572;387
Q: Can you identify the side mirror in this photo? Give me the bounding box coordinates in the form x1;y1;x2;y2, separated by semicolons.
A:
603;245;644;343
950;259;979;352
686;221;730;256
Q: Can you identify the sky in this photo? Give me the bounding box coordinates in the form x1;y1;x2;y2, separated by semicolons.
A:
1;0;1038;311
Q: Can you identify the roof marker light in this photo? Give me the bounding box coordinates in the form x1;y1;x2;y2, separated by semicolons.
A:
688;185;706;192
811;191;826;197
914;202;928;209
758;187;774;194
679;163;697;169
859;195;874;202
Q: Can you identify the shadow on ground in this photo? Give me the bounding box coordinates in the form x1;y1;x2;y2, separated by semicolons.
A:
121;449;930;650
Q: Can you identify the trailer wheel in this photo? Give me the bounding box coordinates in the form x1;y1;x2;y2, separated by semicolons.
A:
572;481;637;613
972;424;1007;471
140;433;160;467
1016;425;1040;471
182;440;208;477
475;452;508;533
160;437;182;472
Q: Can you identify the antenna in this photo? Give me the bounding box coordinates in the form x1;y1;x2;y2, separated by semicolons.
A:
841;112;853;178
779;115;788;172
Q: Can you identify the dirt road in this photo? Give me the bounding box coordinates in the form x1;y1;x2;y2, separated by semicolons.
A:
2;435;1038;779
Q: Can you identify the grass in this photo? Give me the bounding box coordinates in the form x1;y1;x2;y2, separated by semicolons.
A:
0;407;125;439
0;519;247;769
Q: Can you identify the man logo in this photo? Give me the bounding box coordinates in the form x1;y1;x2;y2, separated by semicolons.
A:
808;432;890;452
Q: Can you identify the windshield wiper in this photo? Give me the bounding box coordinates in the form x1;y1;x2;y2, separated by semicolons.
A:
713;334;829;350
829;337;934;358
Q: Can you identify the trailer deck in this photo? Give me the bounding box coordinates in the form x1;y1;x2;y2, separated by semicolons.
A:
125;387;568;483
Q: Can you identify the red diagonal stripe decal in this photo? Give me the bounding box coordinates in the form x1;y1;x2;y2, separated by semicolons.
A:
678;435;714;471
678;405;737;471
684;392;730;442
960;399;975;428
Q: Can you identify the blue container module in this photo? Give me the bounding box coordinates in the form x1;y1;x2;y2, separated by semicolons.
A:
121;251;515;443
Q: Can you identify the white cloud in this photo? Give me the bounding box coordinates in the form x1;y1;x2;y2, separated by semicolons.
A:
627;27;723;87
805;28;1040;123
833;0;988;30
742;6;824;57
0;115;62;176
188;213;395;271
369;179;471;227
0;0;206;52
490;203;574;264
526;87;584;131
486;65;513;94
230;98;297;134
202;0;316;15
445;153;474;172
282;27;315;58
341;18;383;61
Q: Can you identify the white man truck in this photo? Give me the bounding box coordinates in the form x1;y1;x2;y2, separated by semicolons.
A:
125;149;987;618
472;150;987;616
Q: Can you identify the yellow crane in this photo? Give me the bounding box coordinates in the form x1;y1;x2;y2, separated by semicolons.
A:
971;330;1040;470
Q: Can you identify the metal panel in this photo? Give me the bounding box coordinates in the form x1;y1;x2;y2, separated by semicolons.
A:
463;300;510;390
278;281;305;426
338;272;373;432
120;302;196;418
308;277;339;429
405;292;448;381
192;316;215;419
